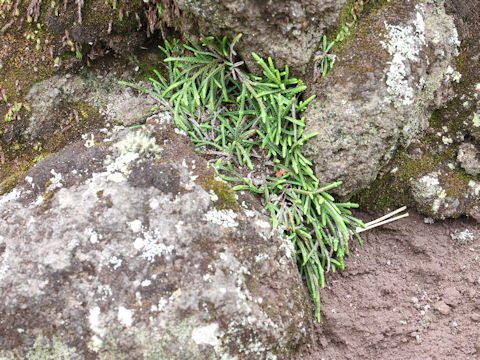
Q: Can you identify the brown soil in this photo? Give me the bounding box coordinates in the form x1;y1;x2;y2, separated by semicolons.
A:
301;211;480;360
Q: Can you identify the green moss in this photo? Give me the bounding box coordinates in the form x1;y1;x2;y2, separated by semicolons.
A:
354;147;458;211
0;172;25;195
443;170;469;198
42;190;55;209
428;109;443;129
331;0;391;55
200;174;239;211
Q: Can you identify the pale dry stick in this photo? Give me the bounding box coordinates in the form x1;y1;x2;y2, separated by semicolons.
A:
363;206;407;228
356;211;409;233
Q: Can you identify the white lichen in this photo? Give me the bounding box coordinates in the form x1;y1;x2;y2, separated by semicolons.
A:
83;133;95;148
157;297;168;312
84;228;102;244
25;176;34;188
89;306;105;337
450;27;461;55
450;228;474;244
441;136;453;145
469;180;480;197
128;219;143;233
133;229;175;262
46;169;63;192
192;323;221;347
117;306;134;327
141;279;151;287
244;209;256;218
174;127;187;136
381;10;426;107
0;252;10;281
116;130;162;158
209;189;219;202
473;113;480;127
109;256;123;270
105;152;140;175
88;335;104;352
445;65;462;83
0;188;22;210
255;253;269;262
203;208;239;227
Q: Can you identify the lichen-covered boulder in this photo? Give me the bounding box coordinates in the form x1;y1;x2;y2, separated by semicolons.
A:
172;0;348;76
0;118;311;359
409;170;480;221
303;0;461;196
353;0;480;221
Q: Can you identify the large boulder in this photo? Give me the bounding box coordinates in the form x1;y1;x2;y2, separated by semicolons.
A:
353;0;480;221
303;0;461;196
0;118;312;359
172;0;348;76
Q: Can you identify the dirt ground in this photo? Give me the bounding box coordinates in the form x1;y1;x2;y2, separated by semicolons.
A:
300;210;480;360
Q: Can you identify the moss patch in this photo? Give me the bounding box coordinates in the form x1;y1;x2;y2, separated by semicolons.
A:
200;174;239;211
353;146;458;211
330;0;392;56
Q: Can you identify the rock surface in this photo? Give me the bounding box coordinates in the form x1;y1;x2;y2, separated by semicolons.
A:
355;0;480;221
303;0;461;196
24;71;157;142
409;170;480;220
172;0;348;76
457;142;480;176
0;118;312;359
42;0;148;56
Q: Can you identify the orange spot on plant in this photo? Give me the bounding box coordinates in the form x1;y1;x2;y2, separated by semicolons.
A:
275;169;293;178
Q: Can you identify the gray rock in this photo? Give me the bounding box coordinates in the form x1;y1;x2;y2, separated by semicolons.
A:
458;142;480;176
409;170;480;220
24;71;157;141
172;0;348;76
0;118;311;359
303;0;461;195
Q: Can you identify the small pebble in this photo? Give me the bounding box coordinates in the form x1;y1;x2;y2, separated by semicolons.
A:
434;300;451;315
443;287;462;307
471;313;480;322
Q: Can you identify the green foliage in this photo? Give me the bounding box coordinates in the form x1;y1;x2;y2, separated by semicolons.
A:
313;35;336;81
121;35;365;321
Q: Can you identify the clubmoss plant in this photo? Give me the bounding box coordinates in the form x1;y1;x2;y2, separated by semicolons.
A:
121;35;365;321
313;35;336;82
